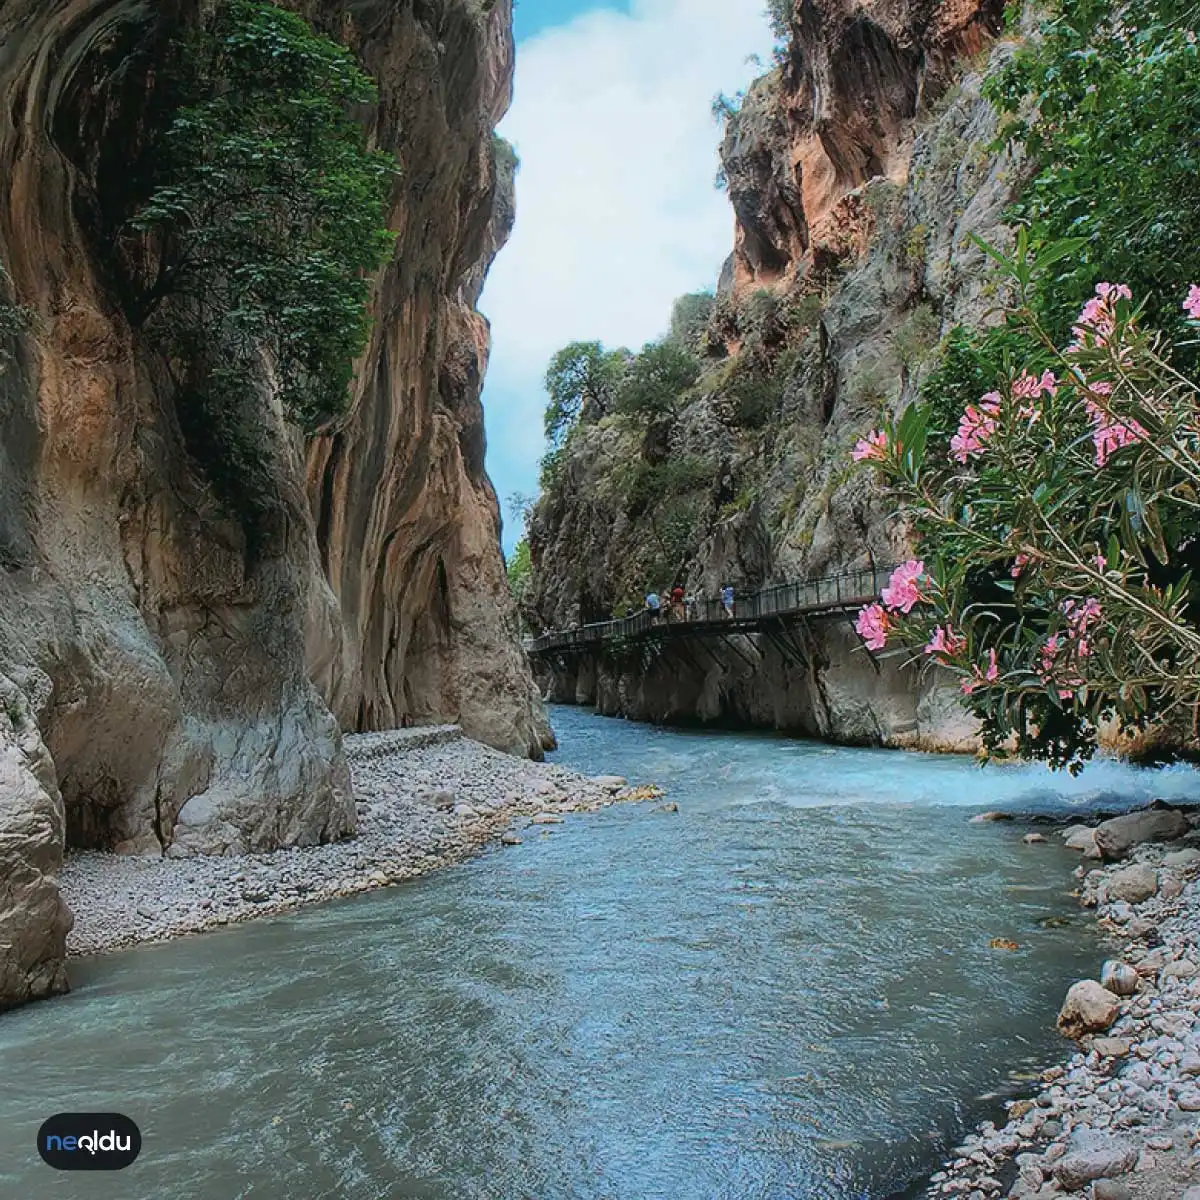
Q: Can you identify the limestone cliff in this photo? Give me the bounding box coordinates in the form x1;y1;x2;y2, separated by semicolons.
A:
0;0;540;1007
302;1;548;758
526;0;1013;748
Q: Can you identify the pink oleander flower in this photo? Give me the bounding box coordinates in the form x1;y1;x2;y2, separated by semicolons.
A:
855;603;891;651
1088;410;1146;467
1011;552;1030;579
881;559;926;614
1012;370;1056;420
1012;370;1057;400
1063;598;1102;652
950;394;1000;464
852;430;889;463
1185;284;1200;321
960;648;999;695
1069;283;1133;353
1038;634;1060;678
1082;384;1144;467
1092;554;1107;572
924;623;966;659
1037;633;1082;698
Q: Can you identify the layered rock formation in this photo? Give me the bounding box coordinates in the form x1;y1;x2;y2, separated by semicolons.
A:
526;0;1013;747
302;1;548;757
726;0;1004;295
0;0;540;1007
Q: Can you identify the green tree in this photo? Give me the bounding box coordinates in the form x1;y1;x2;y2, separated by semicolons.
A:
615;341;701;423
985;0;1200;344
506;538;532;604
131;0;397;434
542;341;627;448
765;0;792;46
667;291;715;352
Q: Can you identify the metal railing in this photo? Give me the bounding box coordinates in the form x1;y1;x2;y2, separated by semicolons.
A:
524;563;898;656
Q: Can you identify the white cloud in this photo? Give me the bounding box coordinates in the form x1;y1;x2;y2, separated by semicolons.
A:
480;0;774;547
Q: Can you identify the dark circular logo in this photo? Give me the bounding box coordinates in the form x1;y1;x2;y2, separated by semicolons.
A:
37;1113;141;1170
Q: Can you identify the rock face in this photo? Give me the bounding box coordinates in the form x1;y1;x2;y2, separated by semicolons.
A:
302;1;549;759
527;0;1008;746
0;677;72;1007
538;624;979;752
0;0;540;1006
726;0;1004;296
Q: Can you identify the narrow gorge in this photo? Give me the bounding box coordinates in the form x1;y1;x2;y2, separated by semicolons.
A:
2;1;1200;1197
523;0;1014;750
0;0;545;1009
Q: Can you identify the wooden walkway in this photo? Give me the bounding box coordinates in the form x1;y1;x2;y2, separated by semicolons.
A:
524;563;896;660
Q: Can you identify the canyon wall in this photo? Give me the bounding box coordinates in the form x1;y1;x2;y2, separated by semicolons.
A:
0;0;541;1007
527;0;1014;746
536;625;979;753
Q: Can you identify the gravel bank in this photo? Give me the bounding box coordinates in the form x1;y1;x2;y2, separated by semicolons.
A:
62;728;655;956
926;807;1200;1200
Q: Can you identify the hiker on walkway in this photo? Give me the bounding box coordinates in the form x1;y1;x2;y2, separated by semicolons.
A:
721;584;735;618
670;585;685;621
645;591;661;619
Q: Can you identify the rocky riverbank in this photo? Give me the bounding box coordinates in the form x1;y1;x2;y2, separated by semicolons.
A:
926;805;1200;1200
61;727;654;957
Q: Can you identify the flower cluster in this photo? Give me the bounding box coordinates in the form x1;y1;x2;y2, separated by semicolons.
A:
851;430;888;463
854;603;890;651
1035;598;1102;698
923;623;966;661
1082;381;1146;466
1063;596;1102;653
854;560;928;651
961;648;999;695
1068;281;1131;353
949;393;1000;463
880;559;925;613
1011;370;1056;420
1037;634;1080;699
1185;284;1200;322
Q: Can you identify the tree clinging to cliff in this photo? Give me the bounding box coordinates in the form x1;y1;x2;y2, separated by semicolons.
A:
542;342;627;449
131;0;397;434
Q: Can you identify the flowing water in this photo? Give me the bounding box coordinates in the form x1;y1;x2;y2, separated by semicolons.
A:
4;707;1200;1200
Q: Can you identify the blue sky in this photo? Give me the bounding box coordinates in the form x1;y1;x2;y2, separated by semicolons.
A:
481;0;774;552
514;0;633;40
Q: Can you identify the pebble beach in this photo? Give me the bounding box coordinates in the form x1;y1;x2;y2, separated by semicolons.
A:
927;808;1200;1200
61;726;656;957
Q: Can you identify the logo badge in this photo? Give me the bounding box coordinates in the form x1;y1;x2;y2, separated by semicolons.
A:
37;1113;141;1170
